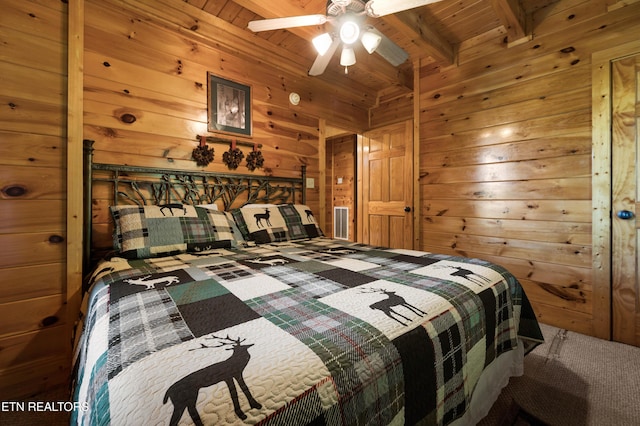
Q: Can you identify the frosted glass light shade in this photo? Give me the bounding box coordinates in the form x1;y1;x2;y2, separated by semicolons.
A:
339;20;360;44
312;33;333;55
361;31;382;54
340;47;356;66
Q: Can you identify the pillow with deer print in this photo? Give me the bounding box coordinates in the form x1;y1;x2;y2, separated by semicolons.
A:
110;204;244;259
231;204;323;244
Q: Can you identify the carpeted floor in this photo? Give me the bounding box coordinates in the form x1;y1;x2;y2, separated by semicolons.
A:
3;323;639;425
479;323;640;426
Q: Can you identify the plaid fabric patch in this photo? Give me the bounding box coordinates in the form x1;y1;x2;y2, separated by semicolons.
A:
257;377;336;426
277;204;308;240
427;310;468;424
292;250;340;262
264;266;345;298
107;289;192;379
406;278;487;353
110;205;240;259
71;352;110;426
247;289;404;425
230;208;251;240
364;259;433;282
111;206;147;253
291;204;325;237
205;261;255;281
492;280;517;357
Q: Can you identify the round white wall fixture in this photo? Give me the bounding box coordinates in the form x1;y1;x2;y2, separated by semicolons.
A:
289;92;301;105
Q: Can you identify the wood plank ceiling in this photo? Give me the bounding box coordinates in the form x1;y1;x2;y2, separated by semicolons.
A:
188;0;555;106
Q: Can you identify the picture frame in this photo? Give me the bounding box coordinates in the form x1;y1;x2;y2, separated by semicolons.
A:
207;72;252;137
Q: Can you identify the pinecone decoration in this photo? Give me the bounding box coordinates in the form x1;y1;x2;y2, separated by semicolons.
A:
246;149;264;171
222;147;244;169
192;144;214;167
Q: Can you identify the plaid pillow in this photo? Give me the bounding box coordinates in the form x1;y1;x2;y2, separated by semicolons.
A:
230;204;323;244
110;205;243;259
290;204;324;238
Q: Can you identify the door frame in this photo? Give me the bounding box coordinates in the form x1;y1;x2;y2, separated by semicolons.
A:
592;39;640;340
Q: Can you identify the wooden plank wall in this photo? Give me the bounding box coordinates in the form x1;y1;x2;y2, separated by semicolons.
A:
326;135;357;241
82;0;320;171
370;92;414;129
0;0;70;398
82;0;336;250
418;0;640;336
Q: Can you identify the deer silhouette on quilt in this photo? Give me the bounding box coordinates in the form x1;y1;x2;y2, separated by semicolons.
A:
435;265;493;286
163;335;262;425
361;288;427;326
246;257;288;266
123;275;179;290
304;209;315;222
254;208;272;228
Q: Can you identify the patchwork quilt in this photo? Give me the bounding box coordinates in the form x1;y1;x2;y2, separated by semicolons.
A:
72;238;542;426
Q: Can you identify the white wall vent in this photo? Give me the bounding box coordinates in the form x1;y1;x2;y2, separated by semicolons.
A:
333;207;349;240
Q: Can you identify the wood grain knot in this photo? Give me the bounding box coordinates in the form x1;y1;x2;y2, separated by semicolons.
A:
49;235;65;244
120;113;137;124
42;316;59;327
2;185;27;197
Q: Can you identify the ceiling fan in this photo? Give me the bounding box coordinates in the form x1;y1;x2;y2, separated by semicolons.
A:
247;0;445;76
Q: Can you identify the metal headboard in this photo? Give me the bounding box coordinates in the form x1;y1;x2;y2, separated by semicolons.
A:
82;140;306;273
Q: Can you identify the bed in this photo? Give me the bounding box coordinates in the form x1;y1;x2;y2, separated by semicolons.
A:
71;150;543;426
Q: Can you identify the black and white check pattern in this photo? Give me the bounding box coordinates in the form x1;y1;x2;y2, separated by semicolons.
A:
73;237;543;426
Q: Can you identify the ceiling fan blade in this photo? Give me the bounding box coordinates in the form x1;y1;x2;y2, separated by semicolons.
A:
369;27;409;66
248;15;328;32
365;0;445;17
308;38;341;76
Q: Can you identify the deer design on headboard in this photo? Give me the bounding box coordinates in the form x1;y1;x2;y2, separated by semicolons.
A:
82;139;306;277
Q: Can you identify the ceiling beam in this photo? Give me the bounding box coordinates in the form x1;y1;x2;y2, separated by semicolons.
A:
381;9;455;65
490;0;530;44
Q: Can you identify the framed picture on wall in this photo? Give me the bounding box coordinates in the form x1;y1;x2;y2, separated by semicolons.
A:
207;72;252;137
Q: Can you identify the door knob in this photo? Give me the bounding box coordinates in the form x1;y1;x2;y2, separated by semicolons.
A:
617;210;635;220
404;206;411;213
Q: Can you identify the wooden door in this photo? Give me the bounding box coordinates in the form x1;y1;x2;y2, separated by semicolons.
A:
611;53;640;347
361;120;414;249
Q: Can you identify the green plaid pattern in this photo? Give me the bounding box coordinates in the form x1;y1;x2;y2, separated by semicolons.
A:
278;204;308;240
247;289;404;425
73;237;543;426
111;205;241;259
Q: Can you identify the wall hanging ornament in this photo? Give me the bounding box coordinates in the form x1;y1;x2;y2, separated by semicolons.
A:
192;135;214;167
246;144;264;171
222;139;244;169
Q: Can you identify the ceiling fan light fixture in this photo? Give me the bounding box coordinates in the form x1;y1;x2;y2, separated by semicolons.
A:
339;20;360;44
361;30;382;54
312;33;334;55
340;46;356;67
